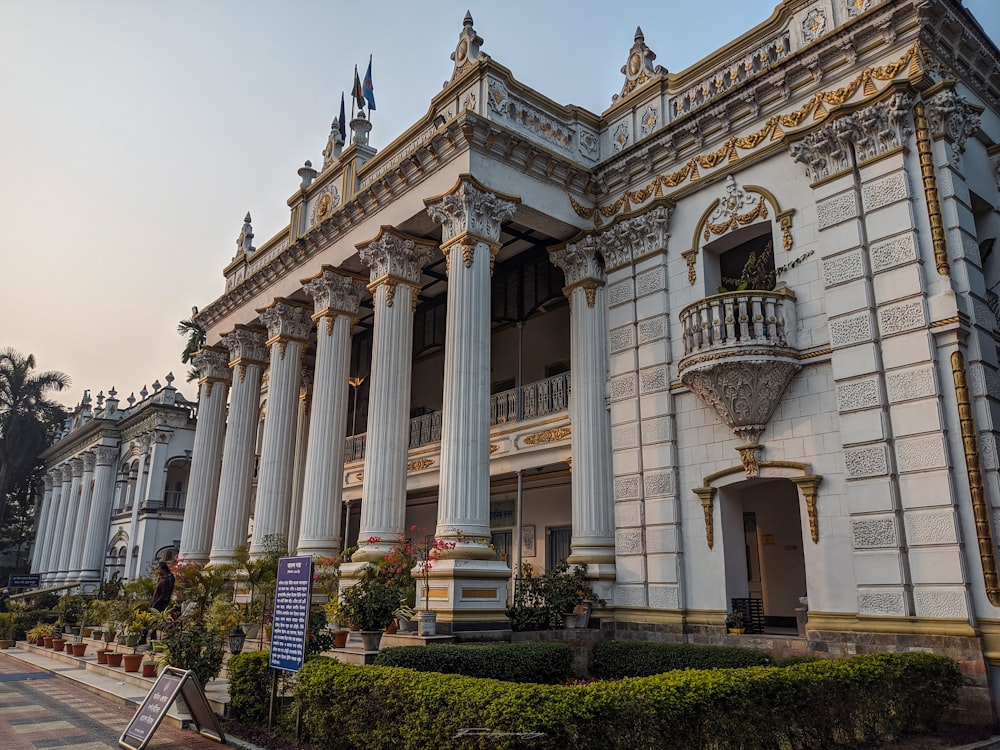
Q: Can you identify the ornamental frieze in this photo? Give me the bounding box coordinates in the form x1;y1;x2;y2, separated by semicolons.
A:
570;45;921;226
522;426;571;446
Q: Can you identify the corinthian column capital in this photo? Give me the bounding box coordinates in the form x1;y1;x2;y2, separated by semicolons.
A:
221;324;268;366
94;444;118;466
356;227;437;285
302;266;367;320
69;457;84;478
258;299;313;343
192;346;232;383
81;451;96;473
424;175;519;245
550;234;603;287
926;88;982;159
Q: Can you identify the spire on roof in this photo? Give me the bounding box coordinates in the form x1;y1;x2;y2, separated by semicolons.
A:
614;25;666;103
450;10;486;82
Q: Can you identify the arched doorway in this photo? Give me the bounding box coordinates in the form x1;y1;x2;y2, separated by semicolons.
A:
719;477;807;631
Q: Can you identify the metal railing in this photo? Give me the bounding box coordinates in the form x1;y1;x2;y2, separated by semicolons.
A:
345;372;571;462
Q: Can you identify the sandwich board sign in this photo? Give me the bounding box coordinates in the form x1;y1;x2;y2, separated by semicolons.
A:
119;666;225;749
268;555;312;673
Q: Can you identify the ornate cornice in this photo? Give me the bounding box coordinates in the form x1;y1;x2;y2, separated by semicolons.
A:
570;45;921;226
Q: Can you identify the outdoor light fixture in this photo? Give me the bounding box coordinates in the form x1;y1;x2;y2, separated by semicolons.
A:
228;625;246;656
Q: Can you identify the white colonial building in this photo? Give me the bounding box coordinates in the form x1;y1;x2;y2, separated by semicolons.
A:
182;0;1000;713
32;376;195;588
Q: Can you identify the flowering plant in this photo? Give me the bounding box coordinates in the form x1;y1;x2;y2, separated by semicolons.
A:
405;527;456;611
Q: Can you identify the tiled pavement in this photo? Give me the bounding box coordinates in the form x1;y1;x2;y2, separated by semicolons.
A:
0;653;232;749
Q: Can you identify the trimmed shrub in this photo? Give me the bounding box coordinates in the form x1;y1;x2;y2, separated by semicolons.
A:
295;652;960;750
591;639;771;677
227;651;271;725
374;642;574;683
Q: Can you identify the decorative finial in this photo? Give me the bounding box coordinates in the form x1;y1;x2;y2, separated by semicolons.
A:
165;372;175;387
350;110;371;147
614;25;666;103
450;9;485;80
236;213;254;257
140;385;149;400
127;392;136;407
108;387;117;399
322;119;346;169
96;391;105;410
298;160;317;189
152;380;161;392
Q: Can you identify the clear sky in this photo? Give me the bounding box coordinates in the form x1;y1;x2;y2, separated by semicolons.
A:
2;1;998;409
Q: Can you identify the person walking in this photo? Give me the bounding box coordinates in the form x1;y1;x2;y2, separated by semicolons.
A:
150;562;175;612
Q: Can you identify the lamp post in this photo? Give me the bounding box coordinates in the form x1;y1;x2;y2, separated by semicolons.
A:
228;624;246;656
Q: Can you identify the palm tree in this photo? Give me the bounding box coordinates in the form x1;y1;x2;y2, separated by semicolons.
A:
178;310;206;382
0;348;69;512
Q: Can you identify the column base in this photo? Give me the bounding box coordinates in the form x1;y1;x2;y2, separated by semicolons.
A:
416;558;511;630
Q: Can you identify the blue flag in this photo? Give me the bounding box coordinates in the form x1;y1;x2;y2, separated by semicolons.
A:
363;55;376;111
338;92;346;141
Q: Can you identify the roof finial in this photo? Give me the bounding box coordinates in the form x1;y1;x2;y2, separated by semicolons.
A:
236;213;254;257
450;9;485;81
614;25;666;103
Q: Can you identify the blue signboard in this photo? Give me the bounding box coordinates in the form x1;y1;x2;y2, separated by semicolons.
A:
9;574;40;589
268;556;312;673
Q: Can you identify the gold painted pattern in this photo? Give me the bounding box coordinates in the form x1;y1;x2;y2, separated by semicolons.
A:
952;350;1000;607
569;46;919;225
523;426;572;445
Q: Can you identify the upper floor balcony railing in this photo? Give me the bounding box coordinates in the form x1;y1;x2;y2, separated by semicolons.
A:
345;372;572;463
678;289;797;371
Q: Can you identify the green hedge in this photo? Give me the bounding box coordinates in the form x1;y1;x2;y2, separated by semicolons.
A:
227;652;271;725
591;639;771;677
373;642;574;684
294;652;960;750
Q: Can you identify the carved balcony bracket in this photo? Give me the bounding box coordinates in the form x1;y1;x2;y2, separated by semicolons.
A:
692;486;718;549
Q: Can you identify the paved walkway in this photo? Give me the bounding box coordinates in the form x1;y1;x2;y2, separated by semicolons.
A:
0;651;230;748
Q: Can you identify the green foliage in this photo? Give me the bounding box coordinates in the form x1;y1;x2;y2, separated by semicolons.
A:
227;651;271;725
160;616;226;685
0;613;15;640
507;562;605;631
591;640;770;678
718;241;814;293
290;652;960;750
339;565;403;631
306;607;333;655
56;594;87;626
374;642;575;684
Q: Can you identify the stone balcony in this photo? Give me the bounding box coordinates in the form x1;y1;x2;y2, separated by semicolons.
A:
677;289;800;476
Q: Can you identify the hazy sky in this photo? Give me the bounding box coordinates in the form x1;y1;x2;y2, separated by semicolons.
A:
2;1;998;409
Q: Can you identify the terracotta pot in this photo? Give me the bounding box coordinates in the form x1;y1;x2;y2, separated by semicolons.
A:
71;642;87;657
81;628;93;639
142;663;157;678
384;621;399;635
122;653;143;672
42;637;53;648
332;629;349;649
96;649;109;664
51;638;65;652
106;652;123;667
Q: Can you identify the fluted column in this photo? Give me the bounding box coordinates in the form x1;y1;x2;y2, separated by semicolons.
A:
54;458;84;582
550;236;616;574
178;346;232;562
352;229;436;562
210;326;267;565
426;177;519;555
297;268;366;558
80;444;118;581
66;451;96;580
41;468;66;582
250;299;312;557
287;374;312;552
31;474;55;574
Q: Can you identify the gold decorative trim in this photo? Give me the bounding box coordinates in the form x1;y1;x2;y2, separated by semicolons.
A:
789;474;822;543
952;350;1000;606
798;348;833;360
930;316;960;328
522;426;572;445
692;486;716;548
914;101;949;276
407;458;434;472
489;444;500;453
460;588;499;600
681;249;697;285
570;45;919;226
582;279;598;309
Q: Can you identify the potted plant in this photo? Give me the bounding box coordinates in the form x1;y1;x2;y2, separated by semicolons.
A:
27;622;51;646
718;241;813;293
339;566;402;651
141;654;158;678
0;613;15;648
57;594;86;637
725;610;745;634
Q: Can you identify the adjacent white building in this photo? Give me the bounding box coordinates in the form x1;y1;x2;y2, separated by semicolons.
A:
33;376;195;588
177;0;1000;714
